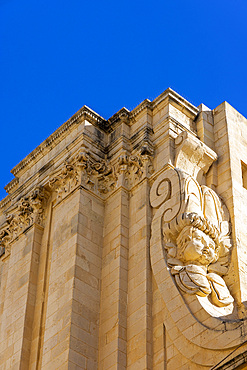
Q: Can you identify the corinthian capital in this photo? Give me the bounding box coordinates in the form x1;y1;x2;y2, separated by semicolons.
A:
0;186;48;258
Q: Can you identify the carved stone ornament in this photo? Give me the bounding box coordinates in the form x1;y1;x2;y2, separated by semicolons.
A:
49;146;153;201
0;186;48;258
150;132;235;321
150;167;233;308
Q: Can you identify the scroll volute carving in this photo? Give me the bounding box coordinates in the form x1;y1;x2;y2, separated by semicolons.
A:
76;148;117;194
0;186;48;258
150;166;234;317
116;152;144;188
150;132;234;318
49;146;154;200
49;149;117;198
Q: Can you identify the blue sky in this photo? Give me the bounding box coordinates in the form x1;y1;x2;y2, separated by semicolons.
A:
1;0;246;200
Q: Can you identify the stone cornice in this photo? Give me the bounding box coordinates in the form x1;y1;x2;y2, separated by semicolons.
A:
128;89;199;122
4;178;19;194
107;135;131;158
11;106;107;179
1;136;106;210
130;99;153;120
152;88;199;118
0;195;11;210
153;116;198;143
107;107;130;128
4;89;198;202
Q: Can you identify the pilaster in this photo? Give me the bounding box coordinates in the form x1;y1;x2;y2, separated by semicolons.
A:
1;88;247;369
99;187;129;369
127;178;152;369
0;189;47;369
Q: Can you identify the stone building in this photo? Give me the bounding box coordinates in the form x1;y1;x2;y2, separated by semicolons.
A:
0;88;247;369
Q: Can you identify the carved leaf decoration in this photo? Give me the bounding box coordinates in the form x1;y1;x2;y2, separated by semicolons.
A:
203;190;219;228
185;177;203;216
0;186;48;255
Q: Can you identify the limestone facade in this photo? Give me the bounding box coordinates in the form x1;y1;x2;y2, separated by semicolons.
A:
1;88;247;369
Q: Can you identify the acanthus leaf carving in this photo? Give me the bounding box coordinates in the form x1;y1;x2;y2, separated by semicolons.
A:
0;186;49;258
29;186;49;225
77;150;117;194
49;146;154;200
116;152;143;188
49;161;79;201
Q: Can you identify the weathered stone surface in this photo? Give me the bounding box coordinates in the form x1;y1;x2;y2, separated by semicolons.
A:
0;88;247;369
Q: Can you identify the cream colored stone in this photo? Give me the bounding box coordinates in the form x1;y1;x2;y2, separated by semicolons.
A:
1;88;247;368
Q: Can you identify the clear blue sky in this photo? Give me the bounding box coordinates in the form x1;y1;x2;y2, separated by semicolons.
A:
1;0;246;200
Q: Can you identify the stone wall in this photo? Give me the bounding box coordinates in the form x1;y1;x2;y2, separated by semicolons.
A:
1;88;247;369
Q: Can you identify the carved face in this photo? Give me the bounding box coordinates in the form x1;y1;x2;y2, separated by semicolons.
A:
184;229;216;265
177;226;217;266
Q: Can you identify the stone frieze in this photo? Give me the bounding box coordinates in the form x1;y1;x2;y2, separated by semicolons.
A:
0;186;48;258
49;146;153;201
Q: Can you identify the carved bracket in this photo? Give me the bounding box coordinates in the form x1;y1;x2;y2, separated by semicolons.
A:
175;131;217;181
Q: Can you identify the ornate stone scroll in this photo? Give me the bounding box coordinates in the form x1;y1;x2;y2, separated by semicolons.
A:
151;167;233;309
0;186;48;258
49;146;153;201
49;150;117;199
150;131;234;317
49;161;80;201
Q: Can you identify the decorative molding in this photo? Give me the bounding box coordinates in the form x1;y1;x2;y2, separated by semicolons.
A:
4;178;19;194
175;130;217;179
0;186;49;258
214;349;247;370
7;88;196;187
130;100;152;120
108;108;130;127
152;87;199;117
49;146;154;201
149;165;245;352
0;196;11;210
10;106;108;179
129;87;198;121
150;134;237;323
